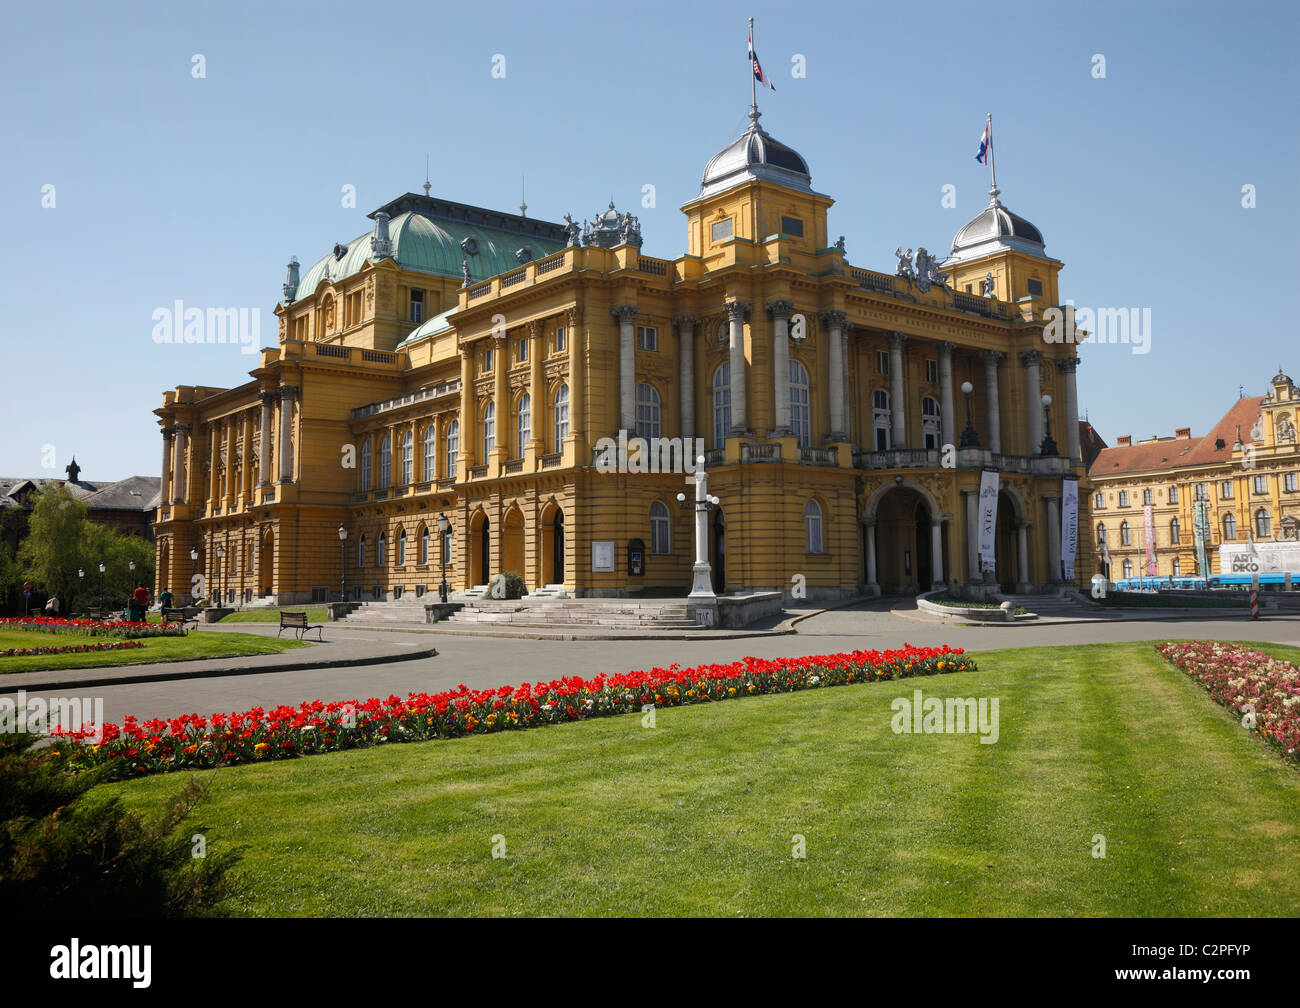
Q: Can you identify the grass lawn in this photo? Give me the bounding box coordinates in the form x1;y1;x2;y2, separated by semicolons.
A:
101;640;1300;917
214;608;330;624
0;628;308;673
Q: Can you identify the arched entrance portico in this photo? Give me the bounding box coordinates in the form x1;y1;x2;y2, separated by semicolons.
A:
711;508;726;594
470;510;490;586
539;501;564;587
863;480;947;594
502;505;525;578
258;529;274;597
992;487;1031;593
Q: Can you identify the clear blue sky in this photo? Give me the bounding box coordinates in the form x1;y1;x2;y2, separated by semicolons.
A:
2;0;1296;480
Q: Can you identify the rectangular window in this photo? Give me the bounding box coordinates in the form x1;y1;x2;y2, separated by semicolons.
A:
1254;475;1267;494
636;325;658;351
555;326;566;353
518;338;528;363
1026;279;1043;297
409;289;423;324
1221;481;1234;499
1143;489;1153;506
780;216;804;237
1168;485;1178;503
925;359;938;383
877;350;889;376
483;347;493;372
1285;473;1298;492
711;218;733;243
1095;493;1104;509
1119;491;1129;507
1196;483;1207;501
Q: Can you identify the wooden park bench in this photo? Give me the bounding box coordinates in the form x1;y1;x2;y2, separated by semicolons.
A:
278;610;324;641
161;607;199;630
86;608;105;621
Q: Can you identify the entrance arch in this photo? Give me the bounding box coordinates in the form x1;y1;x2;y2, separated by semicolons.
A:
540;500;564;586
502;505;525;578
259;528;274;597
994;487;1029;592
711;508;726;593
867;483;939;594
470;510;491;586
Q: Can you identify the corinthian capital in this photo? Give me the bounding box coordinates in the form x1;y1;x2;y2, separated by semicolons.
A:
1019;349;1044;367
725;300;749;321
672;314;698;328
1055;355;1081;373
766;300;794;320
888;330;907;350
819;309;848;330
613;304;638;324
981;349;1005;366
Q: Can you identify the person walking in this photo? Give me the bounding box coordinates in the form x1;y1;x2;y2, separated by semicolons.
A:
131;583;149;622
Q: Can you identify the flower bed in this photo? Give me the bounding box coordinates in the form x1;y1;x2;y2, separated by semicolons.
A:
50;644;974;778
0;616;186;640
1;640;144;658
1156;642;1300;763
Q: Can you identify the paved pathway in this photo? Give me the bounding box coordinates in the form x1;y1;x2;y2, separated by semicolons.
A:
4;601;1298;725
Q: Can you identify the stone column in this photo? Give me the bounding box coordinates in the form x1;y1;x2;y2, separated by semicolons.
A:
528;321;543;452
768;302;793;435
258;392;274;486
171;424;188;504
964;489;979;583
1017;522;1031;593
160;426;174;507
726;301;749;433
840;327;854;443
1020;350;1043;454
864;521;880;596
1045;495;1062;584
613;305;637;432
930;519;944;589
459;350;476;470
207;425;218;506
888;331;907;449
938;341;956;449
1057;355;1081;462
566;306;585;451
492;334;508;460
675;315;696;440
822;310;848;440
241;412;253;503
982;351;1004;454
277;386;296;483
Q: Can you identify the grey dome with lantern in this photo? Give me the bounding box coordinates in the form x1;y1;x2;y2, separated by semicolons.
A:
947;186;1048;265
699;109;814;199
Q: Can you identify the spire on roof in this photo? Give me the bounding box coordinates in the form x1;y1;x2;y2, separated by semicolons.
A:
422;155;431;196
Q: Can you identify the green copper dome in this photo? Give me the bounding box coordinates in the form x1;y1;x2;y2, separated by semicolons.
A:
290;194;568;300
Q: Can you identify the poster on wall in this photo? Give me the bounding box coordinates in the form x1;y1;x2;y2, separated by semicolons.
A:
1061;479;1079;579
591;541;614;572
977;470;1000;572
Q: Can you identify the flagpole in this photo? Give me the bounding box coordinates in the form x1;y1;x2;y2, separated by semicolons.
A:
987;112;998;201
749;17;758;121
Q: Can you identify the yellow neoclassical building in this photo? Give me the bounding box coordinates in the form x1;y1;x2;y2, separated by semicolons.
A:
153;101;1093;605
1089;368;1300;583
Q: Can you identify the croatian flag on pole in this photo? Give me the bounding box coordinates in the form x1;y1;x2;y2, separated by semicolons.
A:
975;122;990;164
749;30;774;90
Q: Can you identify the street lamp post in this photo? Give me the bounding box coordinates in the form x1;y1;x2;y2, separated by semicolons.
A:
1039;393;1059;457
436;512;451;603
676;456;721;626
128;560;136;619
77;568;84;614
216;545;225;608
337;524;348;603
98;562;105;610
190;548;199;605
958;380;980;448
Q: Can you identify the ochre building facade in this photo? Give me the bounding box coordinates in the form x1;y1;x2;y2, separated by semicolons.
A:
153;107;1093;603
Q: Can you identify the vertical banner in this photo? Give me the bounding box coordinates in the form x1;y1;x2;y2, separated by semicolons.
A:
977;470;1000;572
1143;505;1158;576
1193;500;1209;578
1061;479;1079;579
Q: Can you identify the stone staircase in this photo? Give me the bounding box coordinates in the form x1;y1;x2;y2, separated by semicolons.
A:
444;599;705;631
337;597;438;626
999;592;1094;617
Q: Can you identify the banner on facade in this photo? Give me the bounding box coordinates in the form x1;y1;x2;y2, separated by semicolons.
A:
1143;505;1158;576
1193;500;1210;578
977;470;999;572
1061;479;1079;580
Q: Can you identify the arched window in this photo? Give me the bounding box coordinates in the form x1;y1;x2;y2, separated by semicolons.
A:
635;383;661;439
516;393;531;458
377;532;387;567
1223;513;1237;540
650;500;671;555
553;384;569;451
419;525;429;565
1172;558;1182;577
445;420;459;476
400;430;413;485
1170;518;1180;545
789;360;811;448
397;528;407;566
921;396;941;451
358;534;366;568
1123;559;1133;578
482;402;495;459
712;363;731;448
1256;508;1271;538
379;435;392;489
423;425;436;481
1120;520;1131;546
805;499;824;554
360;440;372;491
872;390;891;451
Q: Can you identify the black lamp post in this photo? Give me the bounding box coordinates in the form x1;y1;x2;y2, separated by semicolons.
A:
97;562;105;610
337;524;348;603
437;512;451;603
1039;393;1059;457
216;545;225;607
958;380;980;448
77;568;84;615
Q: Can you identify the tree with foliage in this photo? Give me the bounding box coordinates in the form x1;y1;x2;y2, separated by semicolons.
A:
0;733;242;915
17;484;87;610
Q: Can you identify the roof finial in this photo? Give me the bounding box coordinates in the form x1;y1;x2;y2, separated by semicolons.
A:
986;112;1000;206
747;17;762;126
422;154;431;196
520;174;527;217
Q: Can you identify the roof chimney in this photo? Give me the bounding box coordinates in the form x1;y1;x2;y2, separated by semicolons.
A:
1174;426;1191;440
1116;435;1132;447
